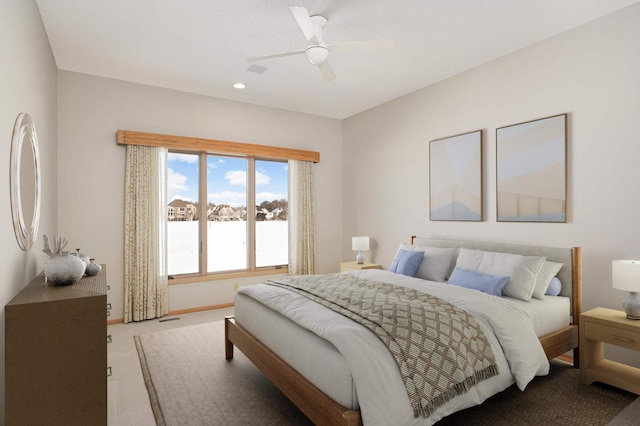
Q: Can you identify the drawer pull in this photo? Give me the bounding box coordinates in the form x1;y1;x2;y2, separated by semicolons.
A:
611;335;634;343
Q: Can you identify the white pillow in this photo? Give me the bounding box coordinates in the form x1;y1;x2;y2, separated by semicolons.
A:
455;248;545;301
531;261;564;299
414;245;459;282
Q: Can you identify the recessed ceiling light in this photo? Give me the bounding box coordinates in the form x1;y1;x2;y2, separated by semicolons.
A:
232;82;246;89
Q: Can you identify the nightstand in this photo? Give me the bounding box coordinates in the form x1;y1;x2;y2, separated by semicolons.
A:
580;307;640;394
340;261;382;272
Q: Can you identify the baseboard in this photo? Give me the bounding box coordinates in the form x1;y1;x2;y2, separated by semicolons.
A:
107;302;235;325
168;302;234;316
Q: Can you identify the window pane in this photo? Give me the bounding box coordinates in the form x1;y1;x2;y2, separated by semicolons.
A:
167;152;200;275
207;155;248;272
255;160;288;267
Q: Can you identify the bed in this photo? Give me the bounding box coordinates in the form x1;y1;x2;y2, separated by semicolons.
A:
225;237;582;425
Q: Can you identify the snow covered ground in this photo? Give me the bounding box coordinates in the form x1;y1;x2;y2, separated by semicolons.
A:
168;220;288;275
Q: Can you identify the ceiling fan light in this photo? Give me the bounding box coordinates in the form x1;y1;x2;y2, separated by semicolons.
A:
305;45;329;65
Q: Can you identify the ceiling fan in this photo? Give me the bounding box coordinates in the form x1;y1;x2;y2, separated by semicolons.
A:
247;6;393;82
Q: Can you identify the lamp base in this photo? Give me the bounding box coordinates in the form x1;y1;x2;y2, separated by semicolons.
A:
622;292;640;320
355;251;365;264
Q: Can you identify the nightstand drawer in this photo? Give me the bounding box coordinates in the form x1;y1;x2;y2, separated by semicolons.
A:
585;322;640;351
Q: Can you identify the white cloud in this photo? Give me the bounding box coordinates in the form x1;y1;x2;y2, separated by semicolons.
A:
256;191;285;203
207;158;232;173
168;153;198;163
256;171;271;186
224;170;272;186
169;194;195;202
208;191;246;206
168;167;189;196
225;170;246;186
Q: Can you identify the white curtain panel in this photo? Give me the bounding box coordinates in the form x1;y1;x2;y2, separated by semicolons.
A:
124;145;169;323
288;160;316;275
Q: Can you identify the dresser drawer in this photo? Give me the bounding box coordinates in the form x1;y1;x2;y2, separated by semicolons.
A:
585;321;640;351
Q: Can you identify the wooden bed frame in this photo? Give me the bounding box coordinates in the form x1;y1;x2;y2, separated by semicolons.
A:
225;238;583;426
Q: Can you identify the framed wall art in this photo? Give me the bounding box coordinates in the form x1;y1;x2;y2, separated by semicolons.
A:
496;113;567;222
429;130;483;221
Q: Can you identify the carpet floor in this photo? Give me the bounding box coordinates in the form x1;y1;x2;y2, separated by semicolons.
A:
135;321;637;426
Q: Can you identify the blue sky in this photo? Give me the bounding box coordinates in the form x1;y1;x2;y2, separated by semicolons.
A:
168;153;288;206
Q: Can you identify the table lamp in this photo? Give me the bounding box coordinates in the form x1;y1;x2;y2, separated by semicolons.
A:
352;236;370;264
612;260;640;320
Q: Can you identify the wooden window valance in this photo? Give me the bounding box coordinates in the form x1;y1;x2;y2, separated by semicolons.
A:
116;130;320;163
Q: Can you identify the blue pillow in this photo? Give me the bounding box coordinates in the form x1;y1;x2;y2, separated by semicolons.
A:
389;249;424;277
448;267;509;297
388;249;410;272
545;277;562;296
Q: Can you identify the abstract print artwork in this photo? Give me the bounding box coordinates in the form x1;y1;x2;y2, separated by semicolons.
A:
496;114;567;222
429;130;483;221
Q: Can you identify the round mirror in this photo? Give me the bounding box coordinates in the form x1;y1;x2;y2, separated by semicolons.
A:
9;113;41;251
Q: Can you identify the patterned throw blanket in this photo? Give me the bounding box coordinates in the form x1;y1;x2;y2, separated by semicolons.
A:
267;273;499;417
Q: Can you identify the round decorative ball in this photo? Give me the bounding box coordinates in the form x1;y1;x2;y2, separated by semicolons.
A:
44;251;86;286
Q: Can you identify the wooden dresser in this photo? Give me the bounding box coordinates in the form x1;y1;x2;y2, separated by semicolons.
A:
5;266;107;425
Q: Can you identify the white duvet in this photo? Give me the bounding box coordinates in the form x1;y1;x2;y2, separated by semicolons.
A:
238;269;549;426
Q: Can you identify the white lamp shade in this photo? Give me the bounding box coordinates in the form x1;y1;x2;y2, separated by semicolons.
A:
352;236;370;251
612;260;640;292
305;45;329;65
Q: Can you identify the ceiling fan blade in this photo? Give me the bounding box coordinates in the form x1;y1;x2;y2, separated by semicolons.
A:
319;60;336;82
327;39;394;53
247;49;306;62
290;6;317;42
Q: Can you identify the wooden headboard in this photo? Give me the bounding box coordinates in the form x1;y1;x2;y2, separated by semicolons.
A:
410;236;583;327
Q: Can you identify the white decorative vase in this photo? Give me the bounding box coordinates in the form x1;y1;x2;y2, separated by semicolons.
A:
71;248;91;267
44;251;86;286
85;258;102;276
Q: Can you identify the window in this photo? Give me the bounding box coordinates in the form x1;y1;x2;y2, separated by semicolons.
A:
167;151;288;278
117;129;317;279
254;160;289;268
167;152;200;275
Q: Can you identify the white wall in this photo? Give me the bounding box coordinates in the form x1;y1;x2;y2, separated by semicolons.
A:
57;71;343;320
343;4;640;366
0;0;58;420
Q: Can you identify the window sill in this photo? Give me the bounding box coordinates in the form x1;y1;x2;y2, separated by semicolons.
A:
168;267;288;285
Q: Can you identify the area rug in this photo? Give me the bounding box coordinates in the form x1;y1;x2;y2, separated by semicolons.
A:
608;396;640;426
437;360;636;426
135;321;312;426
135;321;637;426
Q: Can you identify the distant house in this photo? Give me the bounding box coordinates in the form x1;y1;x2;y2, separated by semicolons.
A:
256;207;277;221
219;206;232;221
210;204;246;221
168;199;198;221
233;207;247;220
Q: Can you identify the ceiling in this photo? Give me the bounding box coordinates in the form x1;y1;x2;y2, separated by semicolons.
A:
36;0;639;120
